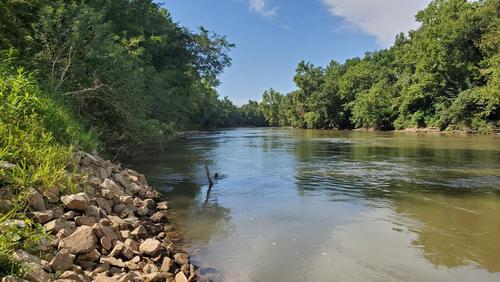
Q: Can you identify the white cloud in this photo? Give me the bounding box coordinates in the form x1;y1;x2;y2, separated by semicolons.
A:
249;0;278;18
323;0;431;46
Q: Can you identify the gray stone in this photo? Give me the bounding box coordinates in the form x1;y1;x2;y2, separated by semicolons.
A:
27;188;45;211
61;193;89;211
150;210;169;223
139;238;162;257
59;226;97;254
131;225;147;240
160;257;174;272
175;271;189;282
58;270;88;282
44;219;76;234
143;272;166;282
174;253;189;265
77;249;101;263
156;201;168;210
75;216;96;227
11;250;52;282
109;241;124;257
99;256;126;268
100;179;126;197
50;250;75;272
95;198;112;214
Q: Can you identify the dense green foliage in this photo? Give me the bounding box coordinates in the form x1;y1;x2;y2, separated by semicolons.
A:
254;0;499;132
0;58;90;276
0;0;242;275
1;0;238;150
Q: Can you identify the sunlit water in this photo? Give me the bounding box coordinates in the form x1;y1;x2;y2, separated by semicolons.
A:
127;128;500;282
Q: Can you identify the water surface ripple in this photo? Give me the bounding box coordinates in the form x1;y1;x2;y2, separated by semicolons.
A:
128;128;500;282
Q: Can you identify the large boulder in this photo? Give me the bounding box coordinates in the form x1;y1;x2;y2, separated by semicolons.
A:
11;250;52;282
59;226;97;254
50;249;74;272
139;238;162;257
61;193;90;211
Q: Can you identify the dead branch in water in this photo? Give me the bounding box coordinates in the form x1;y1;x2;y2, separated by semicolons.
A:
204;163;213;188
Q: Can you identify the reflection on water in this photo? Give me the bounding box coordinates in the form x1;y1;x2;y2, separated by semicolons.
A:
127;128;500;281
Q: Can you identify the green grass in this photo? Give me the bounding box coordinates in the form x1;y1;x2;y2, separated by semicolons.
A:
0;56;98;277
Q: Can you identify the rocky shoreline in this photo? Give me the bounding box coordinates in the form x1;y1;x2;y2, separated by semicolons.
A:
2;152;203;282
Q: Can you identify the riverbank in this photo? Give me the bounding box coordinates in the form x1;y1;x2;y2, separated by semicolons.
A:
1;151;202;282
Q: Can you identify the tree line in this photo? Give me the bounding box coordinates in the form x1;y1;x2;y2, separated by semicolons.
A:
1;0;240;150
247;0;499;132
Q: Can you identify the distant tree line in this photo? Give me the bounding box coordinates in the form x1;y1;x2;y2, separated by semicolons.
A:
244;0;499;132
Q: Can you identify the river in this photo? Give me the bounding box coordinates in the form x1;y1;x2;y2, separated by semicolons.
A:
127;128;500;282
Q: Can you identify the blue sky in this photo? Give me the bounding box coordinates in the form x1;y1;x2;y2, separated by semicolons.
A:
163;0;430;105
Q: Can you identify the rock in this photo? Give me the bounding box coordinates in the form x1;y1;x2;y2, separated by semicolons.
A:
120;230;131;239
75;216;96;227
119;196;134;205
78;260;97;271
174;253;189;265
27;188;46;211
150;211;168;223
113;173;132;191
107;215;128;230
84;205;100;218
61;193;89;211
95;198;112;214
142;199;156;210
56;228;74;240
59;226;97;254
0;161;15;170
99;256;126;268
109;241;124;257
88;176;102;187
45;187;61;203
124;239;140;253
100;236;113;251
77;249;101;262
131;225;147;240
136;206;150;216
92;263;110;274
44;219;76;234
58;270;88;282
63;210;80;220
98;167;109;180
160;257;175;272
124;261;140;271
117;272;139;282
143;272;166;282
121;244;134;260
11;250;52;282
188;271;198;282
113;203;128;214
93;223;119;241
156;201;168;210
100;179;126;197
139;238;162;257
1;275;29;282
175;271;189;282
143;262;159;274
50;250;74;272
